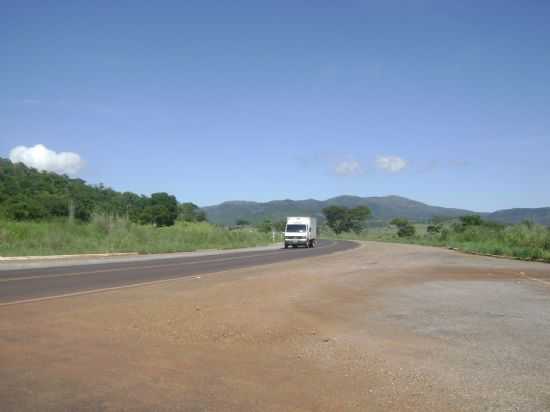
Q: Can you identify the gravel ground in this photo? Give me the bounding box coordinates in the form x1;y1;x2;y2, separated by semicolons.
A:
0;241;549;411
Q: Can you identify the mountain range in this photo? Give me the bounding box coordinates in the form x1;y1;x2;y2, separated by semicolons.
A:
202;195;550;226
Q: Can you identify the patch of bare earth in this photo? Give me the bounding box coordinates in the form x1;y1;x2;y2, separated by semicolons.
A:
1;242;549;411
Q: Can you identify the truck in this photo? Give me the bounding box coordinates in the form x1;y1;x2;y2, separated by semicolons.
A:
284;216;318;248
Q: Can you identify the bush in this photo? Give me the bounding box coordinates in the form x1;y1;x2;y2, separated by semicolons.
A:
397;223;416;238
390;218;416;238
390;218;409;227
460;215;483;227
427;224;442;234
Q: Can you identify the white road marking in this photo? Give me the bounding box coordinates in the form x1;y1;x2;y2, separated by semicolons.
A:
0;242;334;283
0;270;224;307
0;241;340;307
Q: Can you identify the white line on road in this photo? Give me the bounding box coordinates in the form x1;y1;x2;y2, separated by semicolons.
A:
0;242;334;283
0;242;340;307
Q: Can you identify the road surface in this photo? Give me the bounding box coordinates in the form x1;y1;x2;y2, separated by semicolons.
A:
2;241;549;411
0;240;356;305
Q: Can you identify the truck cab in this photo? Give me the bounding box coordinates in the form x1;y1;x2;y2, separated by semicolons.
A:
284;216;318;248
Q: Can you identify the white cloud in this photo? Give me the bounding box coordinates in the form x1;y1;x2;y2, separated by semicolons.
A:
9;144;84;176
376;155;407;173
335;160;362;176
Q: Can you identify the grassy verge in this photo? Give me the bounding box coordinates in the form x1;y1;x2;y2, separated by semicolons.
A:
323;222;550;263
0;218;275;256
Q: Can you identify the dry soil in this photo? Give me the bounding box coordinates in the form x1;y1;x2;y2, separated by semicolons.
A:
1;241;549;411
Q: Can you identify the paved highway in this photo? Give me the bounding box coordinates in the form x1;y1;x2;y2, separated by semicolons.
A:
0;240;357;305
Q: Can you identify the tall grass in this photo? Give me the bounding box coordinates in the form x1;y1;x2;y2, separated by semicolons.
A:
322;222;550;262
0;217;275;256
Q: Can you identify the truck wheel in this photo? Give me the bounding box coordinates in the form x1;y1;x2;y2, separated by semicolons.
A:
312;240;316;248
284;243;288;249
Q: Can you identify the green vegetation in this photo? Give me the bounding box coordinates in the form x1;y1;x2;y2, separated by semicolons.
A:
178;202;207;223
0;158;275;256
2;158;549;260
322;205;371;234
323;215;550;263
0;219;274;257
255;218;286;233
204;195;550;226
0;158;181;226
390;218;416;237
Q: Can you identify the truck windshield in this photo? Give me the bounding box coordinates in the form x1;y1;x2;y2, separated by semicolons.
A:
286;224;307;233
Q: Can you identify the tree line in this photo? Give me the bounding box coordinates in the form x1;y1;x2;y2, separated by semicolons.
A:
234;206;373;234
0;158;205;226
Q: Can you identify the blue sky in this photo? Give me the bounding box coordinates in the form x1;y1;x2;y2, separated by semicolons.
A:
1;1;549;211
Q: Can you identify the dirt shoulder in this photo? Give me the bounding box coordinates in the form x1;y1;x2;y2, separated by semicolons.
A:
1;241;549;411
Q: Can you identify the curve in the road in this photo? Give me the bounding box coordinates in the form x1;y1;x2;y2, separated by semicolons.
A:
0;240;357;305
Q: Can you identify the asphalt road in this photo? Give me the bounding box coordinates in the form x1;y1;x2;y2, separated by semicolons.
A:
0;240;356;305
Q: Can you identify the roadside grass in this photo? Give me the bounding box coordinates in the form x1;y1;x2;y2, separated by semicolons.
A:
322;222;550;262
0;217;275;256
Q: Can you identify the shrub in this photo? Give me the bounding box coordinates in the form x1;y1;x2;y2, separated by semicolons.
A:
390;218;416;238
397;223;416;238
427;224;442;234
390;218;409;227
460;215;483;227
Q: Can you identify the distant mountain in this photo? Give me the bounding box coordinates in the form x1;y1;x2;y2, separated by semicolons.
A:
486;208;550;225
202;195;550;226
202;195;478;225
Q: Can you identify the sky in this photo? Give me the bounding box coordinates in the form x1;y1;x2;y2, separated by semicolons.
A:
1;1;549;211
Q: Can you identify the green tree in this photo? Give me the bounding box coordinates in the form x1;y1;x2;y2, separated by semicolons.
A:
255;218;286;233
38;193;68;218
390;218;409;227
138;206;154;225
273;219;286;232
236;219;250;226
256;219;273;233
391;217;416;238
178;202;207;222
398;223;416;237
522;219;534;229
4;195;47;220
348;205;371;234
427;223;442;234
459;215;483;227
323;205;371;234
323;205;350;234
0;158;182;225
150;192;178;226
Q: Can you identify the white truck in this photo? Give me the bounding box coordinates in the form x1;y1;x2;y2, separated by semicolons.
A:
284;216;318;248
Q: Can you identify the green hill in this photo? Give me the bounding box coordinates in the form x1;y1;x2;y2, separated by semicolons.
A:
203;196;550;226
486;208;550;225
202;195;477;225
